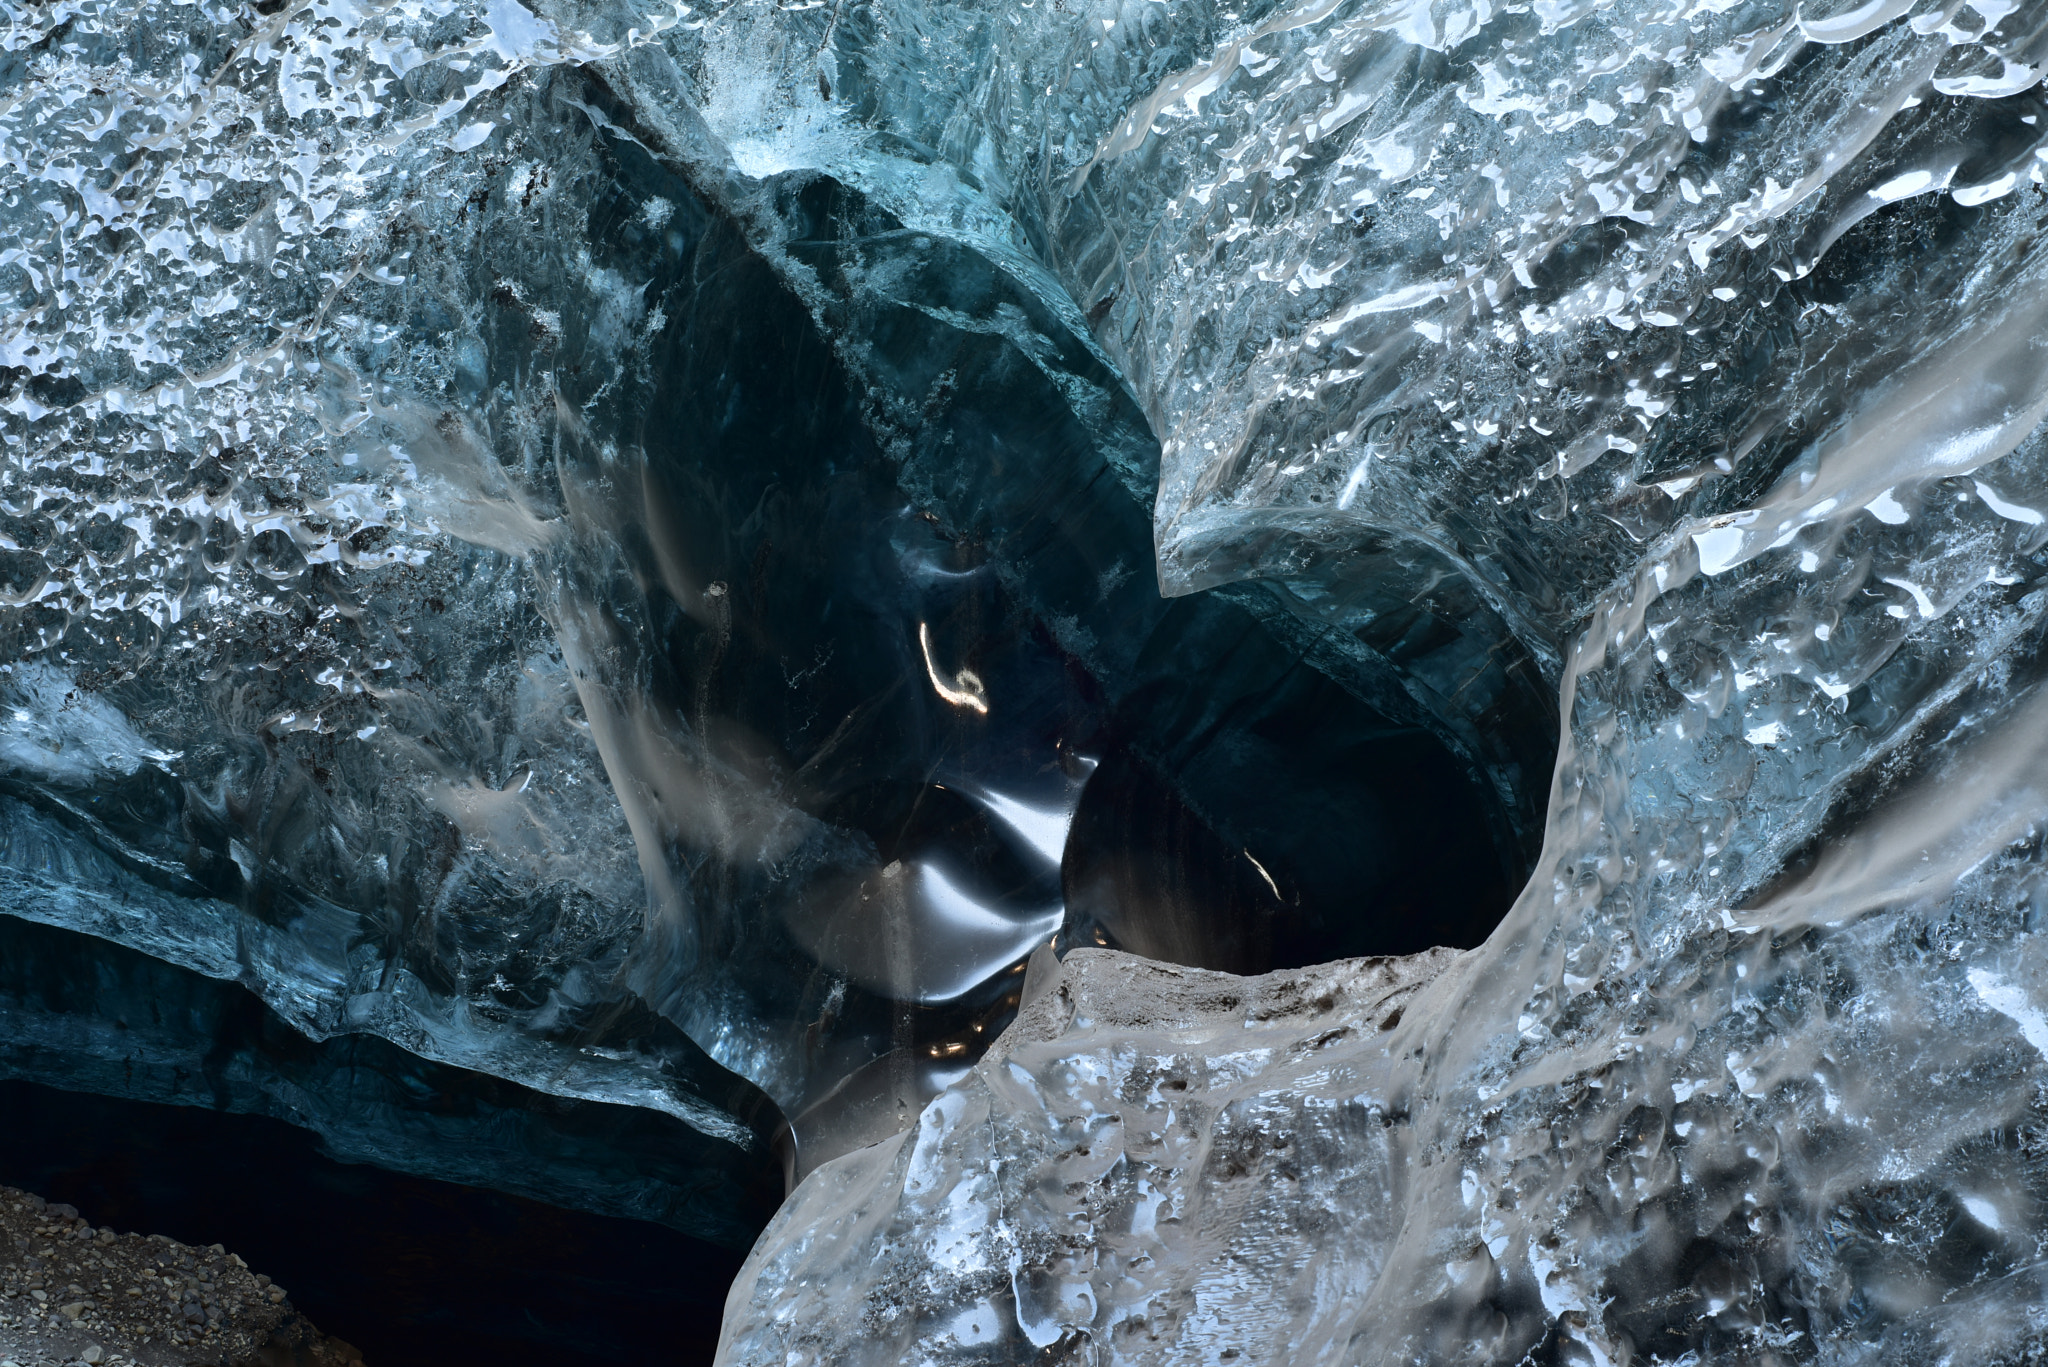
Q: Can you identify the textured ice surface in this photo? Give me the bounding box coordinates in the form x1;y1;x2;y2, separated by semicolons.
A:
693;0;2048;1360
8;0;2048;1349
719;945;1462;1364
0;0;1540;1204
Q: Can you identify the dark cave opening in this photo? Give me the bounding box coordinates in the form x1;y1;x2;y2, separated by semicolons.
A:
1057;595;1530;977
0;1081;746;1367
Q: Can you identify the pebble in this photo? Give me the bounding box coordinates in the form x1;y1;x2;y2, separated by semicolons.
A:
0;1184;365;1366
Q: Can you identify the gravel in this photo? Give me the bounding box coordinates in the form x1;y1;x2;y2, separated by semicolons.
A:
0;1186;363;1367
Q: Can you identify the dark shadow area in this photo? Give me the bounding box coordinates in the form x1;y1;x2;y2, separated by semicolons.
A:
1059;596;1521;975
0;895;786;1247
0;1081;747;1367
554;128;1552;993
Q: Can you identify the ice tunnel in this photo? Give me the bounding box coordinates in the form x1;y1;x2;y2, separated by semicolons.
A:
7;0;2048;1362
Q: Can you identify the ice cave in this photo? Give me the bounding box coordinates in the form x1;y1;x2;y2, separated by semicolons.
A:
3;0;2048;1360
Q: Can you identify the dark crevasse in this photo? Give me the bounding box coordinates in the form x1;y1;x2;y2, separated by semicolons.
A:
1058;588;1539;974
527;80;1559;1156
448;78;1561;1175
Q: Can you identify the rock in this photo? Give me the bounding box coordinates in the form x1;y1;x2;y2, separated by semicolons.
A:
80;1346;104;1364
2;1184;361;1364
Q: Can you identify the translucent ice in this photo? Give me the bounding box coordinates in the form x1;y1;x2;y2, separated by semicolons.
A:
692;0;2048;1359
8;0;2048;1348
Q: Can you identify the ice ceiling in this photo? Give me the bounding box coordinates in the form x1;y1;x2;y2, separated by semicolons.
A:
5;0;2048;1358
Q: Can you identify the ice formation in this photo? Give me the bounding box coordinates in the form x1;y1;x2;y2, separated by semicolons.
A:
5;0;2048;1355
0;0;1540;1202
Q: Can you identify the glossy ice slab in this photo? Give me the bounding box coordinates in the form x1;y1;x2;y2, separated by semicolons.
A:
718;946;1460;1365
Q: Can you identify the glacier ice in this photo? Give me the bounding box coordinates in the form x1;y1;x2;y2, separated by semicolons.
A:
720;945;1463;1364
0;0;1536;1220
694;0;2048;1358
6;0;2048;1355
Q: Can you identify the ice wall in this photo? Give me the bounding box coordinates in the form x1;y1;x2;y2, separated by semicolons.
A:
0;0;815;1223
686;0;2048;1361
0;0;1543;1202
9;0;2048;1346
720;945;1462;1365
